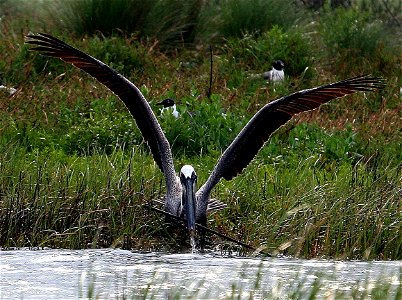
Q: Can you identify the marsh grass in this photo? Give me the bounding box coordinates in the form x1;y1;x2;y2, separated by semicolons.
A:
222;26;315;80
2;0;304;47
0;142;166;249
18;0;207;48
1;104;400;258
199;0;303;40
211;136;401;259
0;2;400;258
318;8;400;76
48;0;158;37
78;265;402;299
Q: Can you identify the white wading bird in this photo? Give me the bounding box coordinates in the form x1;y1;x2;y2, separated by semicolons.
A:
26;33;384;248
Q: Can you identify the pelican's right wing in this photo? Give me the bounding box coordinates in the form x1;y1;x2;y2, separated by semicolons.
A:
26;33;175;180
199;75;385;196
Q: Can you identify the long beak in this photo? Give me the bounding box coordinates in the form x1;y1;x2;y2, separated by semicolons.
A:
183;178;196;234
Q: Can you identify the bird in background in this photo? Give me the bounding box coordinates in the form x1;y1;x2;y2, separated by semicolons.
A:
0;85;17;95
0;78;17;95
26;33;385;250
262;60;285;82
156;98;179;118
248;60;284;83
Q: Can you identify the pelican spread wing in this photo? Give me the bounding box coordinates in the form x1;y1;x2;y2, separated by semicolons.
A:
26;33;176;182
199;75;385;196
26;33;385;246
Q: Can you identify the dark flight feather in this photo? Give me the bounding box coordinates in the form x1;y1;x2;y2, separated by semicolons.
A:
26;33;170;174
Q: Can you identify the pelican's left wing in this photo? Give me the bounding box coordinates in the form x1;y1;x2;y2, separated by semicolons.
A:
199;75;385;196
26;33;176;182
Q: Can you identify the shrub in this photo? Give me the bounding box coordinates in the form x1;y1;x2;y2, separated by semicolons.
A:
43;0;205;48
86;36;151;76
47;0;158;37
318;8;399;76
359;0;402;27
157;93;246;157
142;0;205;47
223;26;314;78
203;0;303;39
58;98;142;155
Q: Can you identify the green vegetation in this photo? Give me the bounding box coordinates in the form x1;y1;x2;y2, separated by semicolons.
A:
0;1;401;259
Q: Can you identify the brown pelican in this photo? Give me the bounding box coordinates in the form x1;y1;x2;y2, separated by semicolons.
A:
263;60;285;82
26;33;384;247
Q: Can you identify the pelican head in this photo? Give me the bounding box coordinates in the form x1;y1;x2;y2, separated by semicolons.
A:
179;165;197;235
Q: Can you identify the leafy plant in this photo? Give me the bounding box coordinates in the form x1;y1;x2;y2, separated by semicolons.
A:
206;0;303;38
223;26;314;78
47;0;158;37
318;8;399;75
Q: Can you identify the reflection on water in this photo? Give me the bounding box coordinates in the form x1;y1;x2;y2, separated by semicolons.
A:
0;248;400;299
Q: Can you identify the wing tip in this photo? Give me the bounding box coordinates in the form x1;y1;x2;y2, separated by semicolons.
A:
25;32;50;43
25;33;70;53
345;74;386;89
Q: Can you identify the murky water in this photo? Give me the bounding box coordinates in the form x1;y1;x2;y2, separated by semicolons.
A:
0;248;400;299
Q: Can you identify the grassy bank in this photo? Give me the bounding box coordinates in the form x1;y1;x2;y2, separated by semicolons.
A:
0;1;401;259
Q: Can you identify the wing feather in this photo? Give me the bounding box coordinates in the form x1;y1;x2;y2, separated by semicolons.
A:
199;75;385;196
26;33;175;181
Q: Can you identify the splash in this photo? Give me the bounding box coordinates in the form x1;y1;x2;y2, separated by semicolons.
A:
190;233;196;253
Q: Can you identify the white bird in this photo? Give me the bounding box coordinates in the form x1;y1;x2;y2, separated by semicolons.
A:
26;33;385;248
157;98;179;118
0;84;17;95
262;60;285;82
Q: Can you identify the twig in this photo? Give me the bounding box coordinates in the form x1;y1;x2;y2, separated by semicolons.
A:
146;203;271;256
207;45;213;99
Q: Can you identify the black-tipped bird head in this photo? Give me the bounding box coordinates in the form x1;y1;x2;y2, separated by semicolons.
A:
157;98;175;108
272;60;284;71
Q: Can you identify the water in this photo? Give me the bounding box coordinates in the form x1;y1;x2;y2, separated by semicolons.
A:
0;248;400;299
